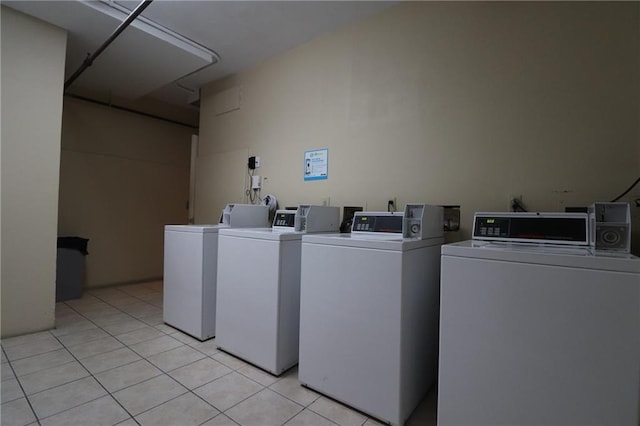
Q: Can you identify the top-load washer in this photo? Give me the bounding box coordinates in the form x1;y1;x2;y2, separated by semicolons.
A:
299;204;444;426
438;211;640;425
163;204;269;340
215;205;340;374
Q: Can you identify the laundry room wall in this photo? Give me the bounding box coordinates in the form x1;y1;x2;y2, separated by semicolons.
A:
1;7;67;337
197;2;640;252
58;97;192;288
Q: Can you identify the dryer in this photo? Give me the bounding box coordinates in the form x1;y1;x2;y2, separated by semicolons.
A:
299;204;444;426
163;204;269;340
438;212;640;425
215;205;340;374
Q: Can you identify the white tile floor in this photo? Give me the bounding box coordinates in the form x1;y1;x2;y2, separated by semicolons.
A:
1;281;437;426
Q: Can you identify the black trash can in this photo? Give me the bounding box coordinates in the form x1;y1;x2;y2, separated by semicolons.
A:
56;237;89;302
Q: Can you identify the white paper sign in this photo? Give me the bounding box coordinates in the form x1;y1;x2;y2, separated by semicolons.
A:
304;149;328;181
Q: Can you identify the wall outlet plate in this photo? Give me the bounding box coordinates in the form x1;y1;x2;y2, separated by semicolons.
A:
388;197;397;212
509;195;523;211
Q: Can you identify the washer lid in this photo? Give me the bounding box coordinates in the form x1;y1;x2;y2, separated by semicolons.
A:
165;224;225;233
302;233;443;251
219;227;303;241
442;240;640;273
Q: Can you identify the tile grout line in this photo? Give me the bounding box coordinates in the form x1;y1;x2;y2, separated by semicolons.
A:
86;293;166;335
149;331;329;422
305;391;375;426
46;330;140;425
124;335;188;360
13;357;87;394
83;287;223;360
267;384;321;410
134;351;269;422
21;282;376;426
55;286;225;425
215;356;331;416
66;293;153;324
47;288;171;424
119;286;332;425
126;386;191;422
10;328;206;420
59;299;139;337
61;298;199;378
4;285;155;425
277;402;305;426
213;381;265;419
127;379;223;424
20;331;267;422
2;335;67;364
277;390;331;425
282;407;340;426
60;293;192;362
1;345;42;425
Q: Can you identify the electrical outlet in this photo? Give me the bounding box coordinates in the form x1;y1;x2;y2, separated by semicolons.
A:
388;197;397;212
509;195;523;212
255;156;260;168
321;197;330;206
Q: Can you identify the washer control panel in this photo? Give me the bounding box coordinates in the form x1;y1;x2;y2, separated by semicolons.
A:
272;210;296;229
474;217;510;238
352;212;403;234
473;212;589;245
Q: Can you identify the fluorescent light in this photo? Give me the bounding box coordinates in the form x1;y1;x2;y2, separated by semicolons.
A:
83;0;219;65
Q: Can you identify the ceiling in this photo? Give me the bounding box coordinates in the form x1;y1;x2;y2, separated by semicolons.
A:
5;1;396;114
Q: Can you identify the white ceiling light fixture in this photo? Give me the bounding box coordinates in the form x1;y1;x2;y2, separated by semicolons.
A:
91;0;219;65
81;0;220;100
5;0;220;100
65;0;153;91
4;0;397;109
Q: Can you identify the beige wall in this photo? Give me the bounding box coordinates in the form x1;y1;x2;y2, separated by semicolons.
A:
199;2;640;251
59;98;193;287
194;147;248;224
1;7;67;337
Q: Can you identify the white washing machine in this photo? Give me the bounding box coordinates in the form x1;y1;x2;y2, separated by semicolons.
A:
299;204;444;426
216;205;340;374
438;212;640;425
163;204;268;340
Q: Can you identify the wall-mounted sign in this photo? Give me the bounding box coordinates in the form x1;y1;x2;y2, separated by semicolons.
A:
304;148;328;181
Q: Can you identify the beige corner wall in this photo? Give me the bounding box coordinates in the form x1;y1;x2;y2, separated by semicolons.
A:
59;97;192;288
1;7;67;337
194;147;249;224
198;1;640;251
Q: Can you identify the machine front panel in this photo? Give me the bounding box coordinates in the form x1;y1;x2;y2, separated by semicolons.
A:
473;213;589;245
273;211;295;228
352;214;403;233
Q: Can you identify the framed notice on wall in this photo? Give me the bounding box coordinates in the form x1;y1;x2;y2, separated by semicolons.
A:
304;149;328;181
